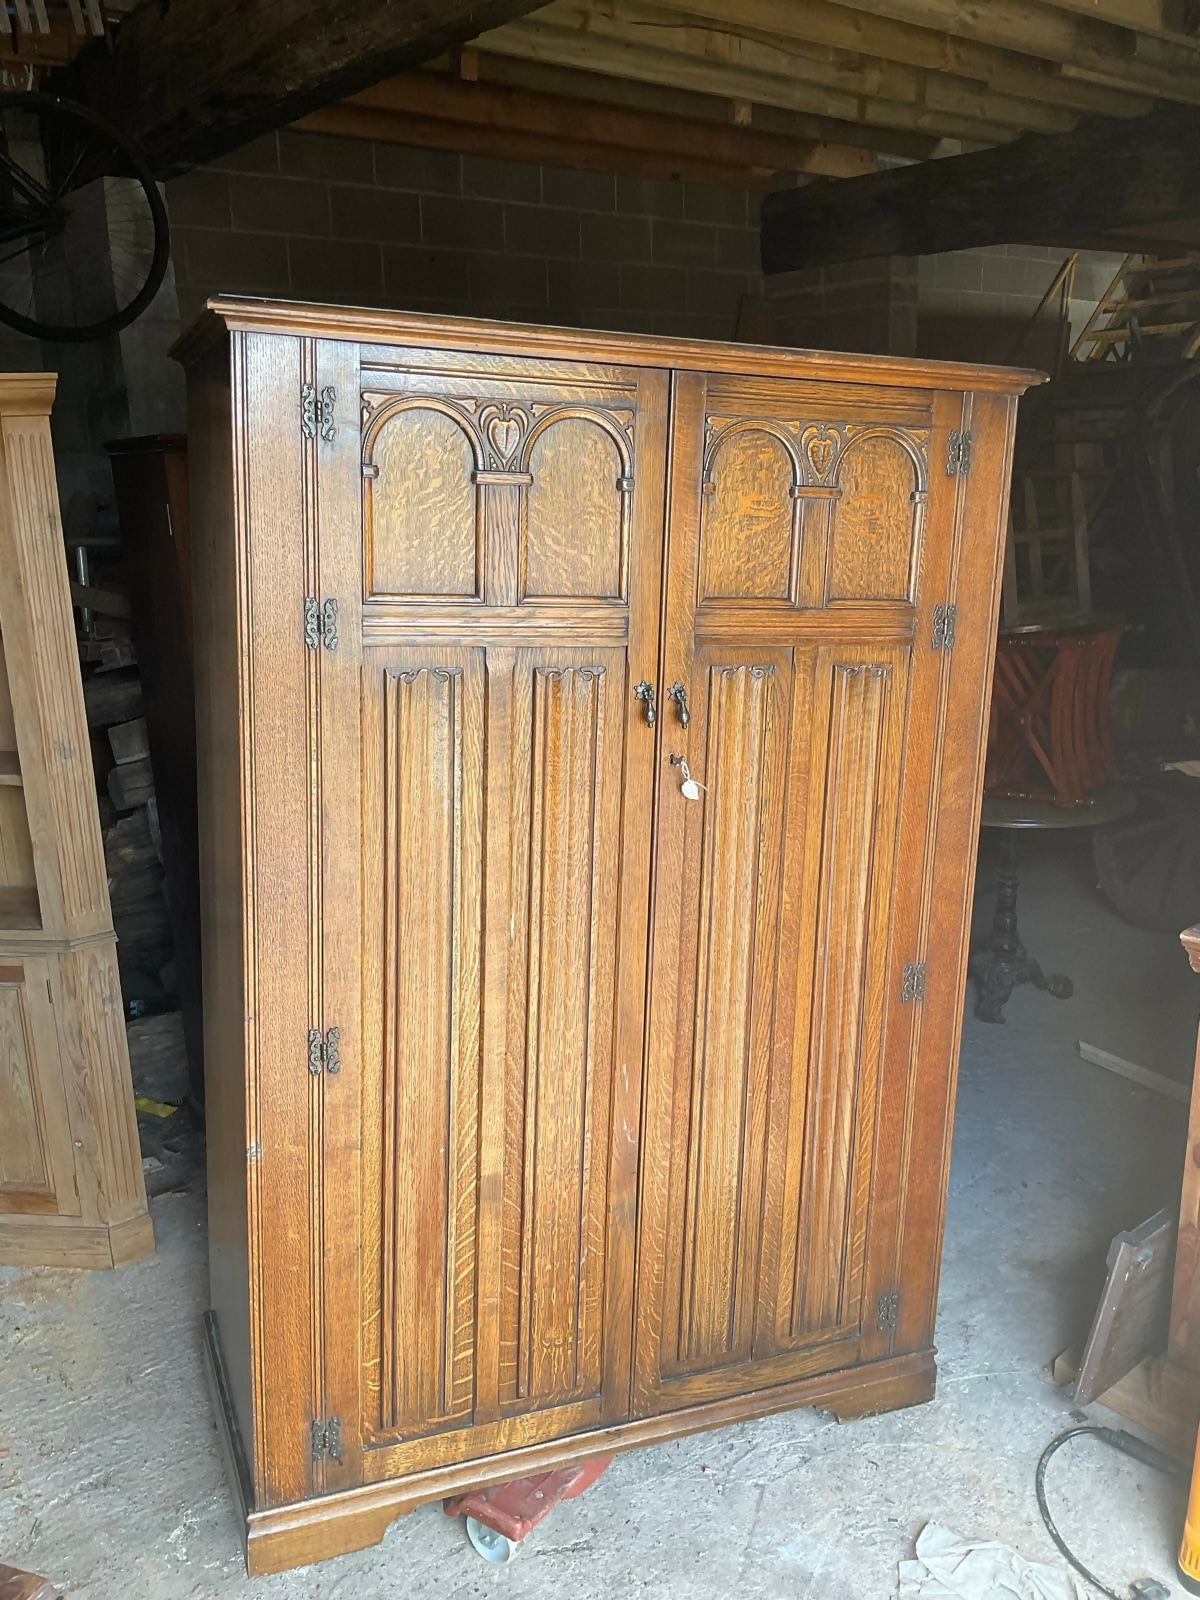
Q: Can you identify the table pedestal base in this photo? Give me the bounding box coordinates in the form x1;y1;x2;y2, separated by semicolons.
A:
969;832;1073;1023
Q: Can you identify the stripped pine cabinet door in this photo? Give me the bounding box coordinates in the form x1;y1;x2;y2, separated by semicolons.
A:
0;958;76;1216
634;371;967;1413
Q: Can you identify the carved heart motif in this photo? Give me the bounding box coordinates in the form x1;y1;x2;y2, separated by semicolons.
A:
486;414;521;463
807;432;834;476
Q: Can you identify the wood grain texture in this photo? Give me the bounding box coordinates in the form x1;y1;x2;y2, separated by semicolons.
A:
50;0;550;175
701;426;799;601
0;377;149;1269
828;432;925;601
187;338;256;1470
361;651;483;1443
0;964;57;1206
174;299;1042;398
525;415;626;600
178;306;1022;1576
235;1344;936;1575
365;404;480;599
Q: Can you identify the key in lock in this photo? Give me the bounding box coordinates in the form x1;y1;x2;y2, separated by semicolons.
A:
669;752;705;801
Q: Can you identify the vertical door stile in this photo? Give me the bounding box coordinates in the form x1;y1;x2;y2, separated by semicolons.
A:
633;370;706;1413
301;334;325;1492
475;642;515;1431
606;366;669;1422
855;388;968;1368
241;330;317;1508
315;337;365;1490
892;390;1018;1357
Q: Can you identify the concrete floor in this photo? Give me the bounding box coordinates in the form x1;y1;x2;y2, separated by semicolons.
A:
2;831;1198;1599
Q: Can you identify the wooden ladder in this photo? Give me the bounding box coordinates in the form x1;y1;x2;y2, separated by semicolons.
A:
1073;254;1200;363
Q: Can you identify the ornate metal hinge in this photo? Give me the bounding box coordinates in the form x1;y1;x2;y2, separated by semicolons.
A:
931;603;957;652
877;1292;900;1333
900;962;927;1003
303;597;339;652
310;1416;342;1462
307;1025;341;1075
302;384;336;441
946;428;972;477
319;386;336;442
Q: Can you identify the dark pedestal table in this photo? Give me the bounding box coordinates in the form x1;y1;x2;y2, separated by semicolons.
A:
969;787;1136;1023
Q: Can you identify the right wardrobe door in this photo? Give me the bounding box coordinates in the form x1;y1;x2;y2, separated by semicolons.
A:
634;368;1008;1417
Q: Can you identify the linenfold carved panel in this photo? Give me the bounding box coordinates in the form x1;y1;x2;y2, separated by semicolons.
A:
500;660;617;1410
701;415;929;605
361;391;634;604
369;661;482;1440
790;654;905;1341
668;661;787;1374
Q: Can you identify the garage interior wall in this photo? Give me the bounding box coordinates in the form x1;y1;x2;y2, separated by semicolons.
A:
35;128;1129;505
167;129;764;340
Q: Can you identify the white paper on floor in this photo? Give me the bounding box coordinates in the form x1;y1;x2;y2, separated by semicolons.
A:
898;1521;1088;1600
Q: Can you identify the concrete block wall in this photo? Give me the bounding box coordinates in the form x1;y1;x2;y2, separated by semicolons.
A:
917;245;1127;363
167;129;765;343
749;256;919;356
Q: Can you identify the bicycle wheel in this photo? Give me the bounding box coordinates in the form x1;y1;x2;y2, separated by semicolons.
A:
0;90;169;343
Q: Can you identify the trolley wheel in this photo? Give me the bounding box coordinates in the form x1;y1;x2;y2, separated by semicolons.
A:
465;1516;517;1564
1093;782;1200;933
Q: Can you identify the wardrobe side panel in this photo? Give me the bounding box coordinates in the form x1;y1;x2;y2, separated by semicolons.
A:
190;340;255;1476
895;391;1019;1356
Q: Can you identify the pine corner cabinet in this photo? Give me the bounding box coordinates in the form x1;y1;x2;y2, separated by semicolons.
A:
0;374;152;1271
177;298;1039;1576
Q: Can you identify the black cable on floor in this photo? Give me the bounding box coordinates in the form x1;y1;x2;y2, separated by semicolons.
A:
1035;1425;1185;1600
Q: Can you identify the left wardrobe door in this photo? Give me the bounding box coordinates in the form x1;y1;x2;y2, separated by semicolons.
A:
301;336;670;1496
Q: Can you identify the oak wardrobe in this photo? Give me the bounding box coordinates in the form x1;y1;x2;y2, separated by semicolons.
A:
178;298;1037;1575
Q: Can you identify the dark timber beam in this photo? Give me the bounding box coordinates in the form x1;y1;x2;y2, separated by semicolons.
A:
761;106;1200;272
49;1;551;178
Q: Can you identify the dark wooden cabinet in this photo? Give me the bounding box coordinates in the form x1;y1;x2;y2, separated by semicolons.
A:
178;300;1037;1576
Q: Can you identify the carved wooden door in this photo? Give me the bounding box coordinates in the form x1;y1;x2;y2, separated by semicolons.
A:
633;371;970;1415
317;339;668;1488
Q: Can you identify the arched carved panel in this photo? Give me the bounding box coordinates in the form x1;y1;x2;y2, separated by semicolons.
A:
365;403;481;599
701;424;800;602
525;416;626;600
828;432;924;602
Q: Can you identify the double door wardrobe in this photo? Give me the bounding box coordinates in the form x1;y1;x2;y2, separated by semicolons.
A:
177;298;1036;1574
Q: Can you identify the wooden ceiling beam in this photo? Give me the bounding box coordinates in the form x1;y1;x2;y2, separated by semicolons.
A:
49;0;551;177
820;0;1200;103
1032;0;1200;49
467;51;943;160
478;12;1069;143
299;102;786;187
300;71;876;182
510;1;1089;132
642;0;1154;117
760;105;1200;271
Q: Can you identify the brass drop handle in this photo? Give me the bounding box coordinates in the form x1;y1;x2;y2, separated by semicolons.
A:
667;682;690;728
634;680;657;726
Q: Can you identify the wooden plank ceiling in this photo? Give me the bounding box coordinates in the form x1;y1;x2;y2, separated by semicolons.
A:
299;0;1200;179
38;0;1200;260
